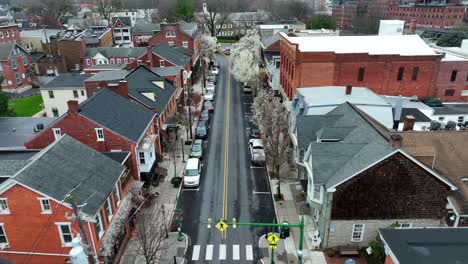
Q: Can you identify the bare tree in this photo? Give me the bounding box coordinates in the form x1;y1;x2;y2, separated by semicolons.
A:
251;89;292;199
165;134;179;179
200;0;232;37
134;201;169;264
200;35;217;88
97;0;123;23
27;0;74;24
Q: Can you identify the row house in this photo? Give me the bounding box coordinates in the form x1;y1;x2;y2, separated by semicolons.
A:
0;135;135;263
112;17;132;46
279;32;442;101
83;26;114;48
0;43;32;93
0;24;20;44
386;5;466;29
289;102;457;248
25;87;158;182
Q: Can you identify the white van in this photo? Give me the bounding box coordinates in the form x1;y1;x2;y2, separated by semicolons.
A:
183;158;201;187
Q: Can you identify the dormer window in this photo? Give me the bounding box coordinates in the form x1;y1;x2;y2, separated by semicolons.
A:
166;31;176;38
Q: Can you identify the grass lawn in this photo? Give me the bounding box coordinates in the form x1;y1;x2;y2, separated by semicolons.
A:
8;95;43;117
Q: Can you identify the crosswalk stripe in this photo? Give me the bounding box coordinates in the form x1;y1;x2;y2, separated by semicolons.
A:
246;245;253;261
219;244;226;260
233;244;240;260
192;245;201;261
205;244;213;260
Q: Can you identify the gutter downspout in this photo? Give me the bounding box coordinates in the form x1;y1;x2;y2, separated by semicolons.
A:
87;221;99;261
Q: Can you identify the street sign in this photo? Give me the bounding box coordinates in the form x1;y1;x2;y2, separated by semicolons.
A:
267;233;280;244
269;243;278;249
215;220;228;232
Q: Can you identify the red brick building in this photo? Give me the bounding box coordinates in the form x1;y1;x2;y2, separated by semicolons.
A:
279;32;442;100
0;135;134;264
432;46;468;102
0;43;32;93
386;5;466;29
0;24;20;44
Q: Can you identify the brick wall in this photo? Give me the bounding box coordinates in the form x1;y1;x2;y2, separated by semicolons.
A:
0;25;21;44
386;5;465;29
57;39;86;71
99;29;114;47
435;60;468;102
0;49;31;92
147;23;195;51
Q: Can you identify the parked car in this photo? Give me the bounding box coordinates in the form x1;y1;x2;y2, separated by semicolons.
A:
183;158;201;187
196;120;209;139
190;139;203;159
199;109;210;123
249;139;265;165
243;83;252;93
211;66;219;75
224;48;230;55
249;128;261;139
204;87;215;101
207;81;215;88
208;75;216;85
203;100;214;113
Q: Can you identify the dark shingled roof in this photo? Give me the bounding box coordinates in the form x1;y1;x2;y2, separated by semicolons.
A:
84;70;129;82
174;46;194;56
0;257;13;264
79;88;154;143
41;73;92;89
125;66;177;114
102;152;130;164
379;228;468;264
433;104;468;115
12;135;124;217
112;16;131;27
152;43;190;66
133;23;160;35
0;160;31;176
261;33;280;49
0;117;58;149
151;66;182;77
0;43;16;60
85;47;146;58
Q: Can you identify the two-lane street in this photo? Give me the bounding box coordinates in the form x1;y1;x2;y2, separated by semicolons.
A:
180;54;276;263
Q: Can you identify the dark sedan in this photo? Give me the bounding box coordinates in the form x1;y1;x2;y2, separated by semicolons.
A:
203;101;214;113
199;109;210;123
195;120;209;139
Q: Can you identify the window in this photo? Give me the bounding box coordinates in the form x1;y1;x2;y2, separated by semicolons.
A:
0;224;8;247
5;31;8;37
0;32;3;38
357;67;365;81
39;198;52;213
123;36;130;41
0;199;9;214
86;59;91;65
166;31;176;37
56;223;73;246
312;185;323;203
81;90;85;96
48;90;54;99
14;73;22;84
397;67;404;81
21;56;27;66
52;128;61;140
139;152;146;164
95;212;104;238
130;58;135;62
459;116;464;123
182;41;189;48
110;58;115;64
451;70;458;82
52;107;59;117
105;197;113;220
95;128;104;141
73;90;78;98
116;58;122;64
351;224;365;242
168;41;174;47
159;60;165;67
123;58;128;64
113;185;121;205
445;89;455;96
412;67;419;80
11;59;17;69
313;208;320;223
137;59;142;66
400;223;412;228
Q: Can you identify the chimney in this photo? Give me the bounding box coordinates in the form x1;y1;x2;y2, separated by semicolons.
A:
403;115;416;131
345;85;352;95
389;134;403;148
67;100;80;114
108;80;129;98
146;46;154;67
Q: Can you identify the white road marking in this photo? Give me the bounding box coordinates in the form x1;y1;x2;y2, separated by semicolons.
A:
246;245;254;261
192;245;201;261
205;244;213;260
233;244;240;260
219;244;226;260
250;166;264;169
253;191;270;194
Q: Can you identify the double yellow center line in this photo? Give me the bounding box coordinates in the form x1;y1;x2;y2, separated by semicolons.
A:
222;58;231;239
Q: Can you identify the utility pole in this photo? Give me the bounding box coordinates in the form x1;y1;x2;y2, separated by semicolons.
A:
68;196;96;264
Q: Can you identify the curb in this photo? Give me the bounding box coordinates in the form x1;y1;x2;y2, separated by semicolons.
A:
181;232;191;264
265;165;280;224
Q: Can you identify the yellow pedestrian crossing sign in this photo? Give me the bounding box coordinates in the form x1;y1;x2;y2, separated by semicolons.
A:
215;220;228;232
269;243;278;249
267;233;280;244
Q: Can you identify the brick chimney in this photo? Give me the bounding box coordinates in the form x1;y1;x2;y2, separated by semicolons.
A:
345;85;352;95
108;80;129;98
146;46;154;67
403;115;416;131
67;100;80;114
389;134;403;148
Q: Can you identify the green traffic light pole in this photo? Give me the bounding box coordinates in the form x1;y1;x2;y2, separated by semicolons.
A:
202;216;305;264
176;191;184;241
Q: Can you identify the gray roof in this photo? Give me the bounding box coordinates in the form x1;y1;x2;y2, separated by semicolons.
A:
178;20;198;37
397;108;431;122
152;43;190;66
84;64;127;70
0;160;30;176
41;74;92;89
261;33;280;49
0;43;16;60
102;152;130;164
174;46;194;56
433;104;468;115
112;16;131;27
0;117;58;150
125;66;177;114
84;70;129;82
296;103;394;189
151;66;182;77
85;47;146;58
79;88;155;142
12;135;124;217
379;228;468;264
133;23;160;35
0;151;39;160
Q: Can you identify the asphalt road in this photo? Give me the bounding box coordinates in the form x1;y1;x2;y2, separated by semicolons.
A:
180;54;276;263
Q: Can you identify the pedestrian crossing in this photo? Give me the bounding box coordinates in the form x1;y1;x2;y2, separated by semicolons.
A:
189;244;255;261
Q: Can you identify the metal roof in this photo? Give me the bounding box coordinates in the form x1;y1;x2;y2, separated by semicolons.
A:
41;73;92;89
0;117;58;150
152;43;191;66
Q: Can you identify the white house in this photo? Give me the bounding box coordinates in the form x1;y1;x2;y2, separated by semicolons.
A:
40;74;92;117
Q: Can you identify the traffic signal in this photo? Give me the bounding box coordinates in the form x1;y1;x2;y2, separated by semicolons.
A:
232;218;237;228
207;218;212;229
281;222;290;238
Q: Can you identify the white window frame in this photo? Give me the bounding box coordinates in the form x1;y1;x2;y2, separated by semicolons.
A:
116;58;122;64
56;222;73;247
114;184;121;205
95;128;104;141
351;224;365;242
0;224;9;248
96;212;104;238
139;152;146;164
73;90;79;98
312;185;324;204
123;58;128;64
109;58;115;64
11;59;17;69
313;208;320;223
86;58;91;65
38;198;52;214
438;116;445;121
22;56;27;66
168;41;174;47
159;60;165;67
461;90;468;96
0;199;10;214
53;128;61;140
458;116;464;123
130;58;135;62
106;197;113;220
182;41;189;48
166;31;175;38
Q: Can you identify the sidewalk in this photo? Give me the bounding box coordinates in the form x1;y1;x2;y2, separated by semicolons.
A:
259;232;288;264
269;171;327;264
